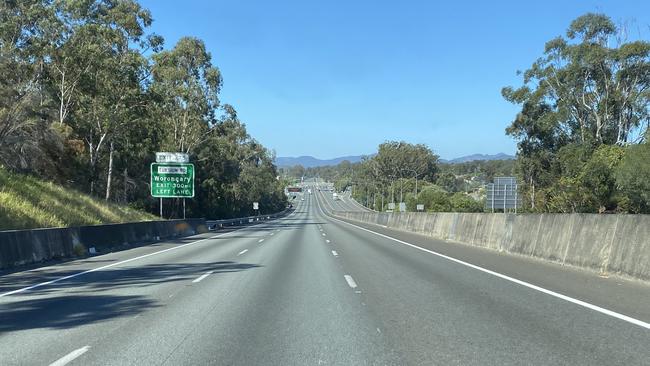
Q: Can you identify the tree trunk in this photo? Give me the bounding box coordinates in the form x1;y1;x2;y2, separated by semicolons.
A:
105;141;114;200
530;176;536;210
123;168;128;203
88;133;106;196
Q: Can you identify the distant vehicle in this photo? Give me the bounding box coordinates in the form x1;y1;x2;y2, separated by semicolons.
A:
301;198;305;201
308;189;312;194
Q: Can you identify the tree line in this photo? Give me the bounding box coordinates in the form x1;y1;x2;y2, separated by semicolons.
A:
504;13;650;213
0;0;286;218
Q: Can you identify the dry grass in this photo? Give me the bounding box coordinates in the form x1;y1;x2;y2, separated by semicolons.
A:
0;167;156;230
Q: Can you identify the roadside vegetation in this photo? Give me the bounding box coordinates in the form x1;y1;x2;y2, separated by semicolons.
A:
503;13;650;213
0;166;155;230
0;1;286;225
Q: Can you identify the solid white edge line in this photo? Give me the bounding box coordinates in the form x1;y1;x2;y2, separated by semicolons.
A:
258;239;264;243
0;221;272;298
344;275;357;288
192;271;213;283
237;249;248;256
315;186;650;330
49;346;90;366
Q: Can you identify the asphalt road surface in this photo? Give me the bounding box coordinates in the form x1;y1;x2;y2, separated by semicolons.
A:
1;190;649;365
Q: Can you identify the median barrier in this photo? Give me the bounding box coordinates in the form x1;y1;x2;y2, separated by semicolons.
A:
205;208;292;230
333;210;650;281
0;218;208;270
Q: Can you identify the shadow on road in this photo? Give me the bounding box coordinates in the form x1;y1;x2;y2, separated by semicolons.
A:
0;261;261;298
0;261;261;332
0;294;157;332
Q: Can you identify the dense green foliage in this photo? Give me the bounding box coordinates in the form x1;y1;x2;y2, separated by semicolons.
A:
0;0;286;220
0;166;156;230
504;13;650;213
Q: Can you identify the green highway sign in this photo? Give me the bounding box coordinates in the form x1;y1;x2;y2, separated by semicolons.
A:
151;163;194;198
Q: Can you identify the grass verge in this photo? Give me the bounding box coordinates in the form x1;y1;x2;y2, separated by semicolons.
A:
0;167;156;230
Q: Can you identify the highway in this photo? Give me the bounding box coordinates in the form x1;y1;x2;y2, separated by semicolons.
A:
1;189;649;365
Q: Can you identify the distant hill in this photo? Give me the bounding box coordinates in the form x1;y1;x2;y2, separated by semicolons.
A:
276;153;515;168
275;155;366;168
440;153;515;164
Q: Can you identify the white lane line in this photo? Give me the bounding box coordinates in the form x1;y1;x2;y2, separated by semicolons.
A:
326;240;331;243
237;249;248;256
270;233;274;236
49;346;90;366
0;228;251;298
258;239;265;243
344;275;358;289
0;219;283;298
321;233;326;236
332;250;338;257
323;209;650;330
192;271;213;283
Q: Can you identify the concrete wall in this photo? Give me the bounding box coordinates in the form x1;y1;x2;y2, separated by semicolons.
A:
335;211;650;281
0;219;208;270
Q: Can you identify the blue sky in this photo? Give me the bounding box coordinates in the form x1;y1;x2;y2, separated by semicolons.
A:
140;0;650;160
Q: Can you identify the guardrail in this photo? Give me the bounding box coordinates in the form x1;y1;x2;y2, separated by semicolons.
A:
206;208;292;230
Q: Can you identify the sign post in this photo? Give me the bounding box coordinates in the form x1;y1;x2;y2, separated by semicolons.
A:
253;202;259;216
151;159;194;219
155;152;189;163
485;177;520;213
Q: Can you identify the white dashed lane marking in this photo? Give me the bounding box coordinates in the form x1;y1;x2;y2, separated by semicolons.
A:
49;346;90;366
192;271;213;283
344;275;357;289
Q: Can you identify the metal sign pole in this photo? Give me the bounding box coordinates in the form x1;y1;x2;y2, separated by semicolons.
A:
491;186;494;213
183;198;186;219
514;187;518;214
160;197;163;219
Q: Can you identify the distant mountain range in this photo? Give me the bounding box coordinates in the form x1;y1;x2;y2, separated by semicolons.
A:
439;153;515;164
275;155;367;168
275;153;514;168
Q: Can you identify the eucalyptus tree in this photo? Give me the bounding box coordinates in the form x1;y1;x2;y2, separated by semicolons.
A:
372;141;438;202
151;37;222;154
39;0;163;196
0;0;61;173
503;13;650;212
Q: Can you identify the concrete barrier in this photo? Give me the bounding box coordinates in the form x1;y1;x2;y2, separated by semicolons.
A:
0;219;208;270
334;210;650;281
